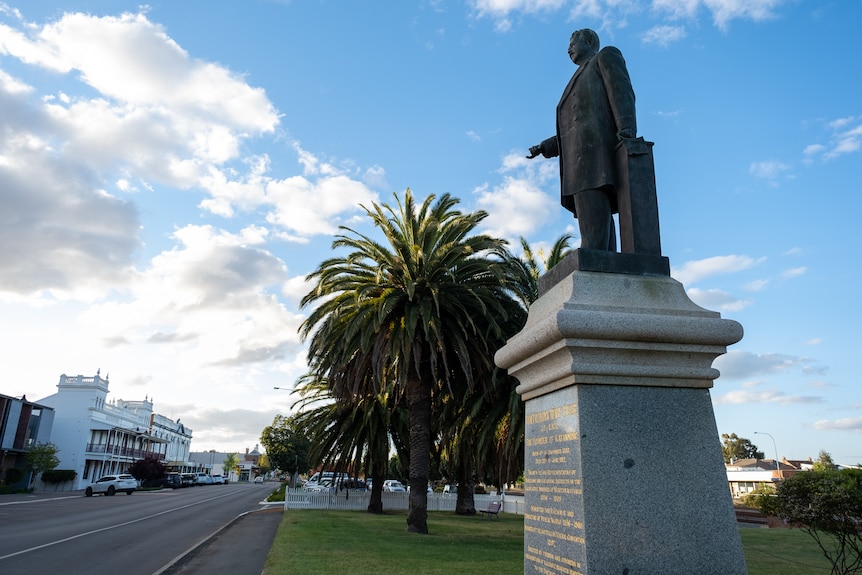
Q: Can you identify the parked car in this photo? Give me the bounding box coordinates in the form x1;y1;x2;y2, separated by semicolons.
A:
162;473;182;489
85;474;137;496
180;473;197;487
303;471;349;492
211;474;225;484
195;473;214;485
383;479;406;492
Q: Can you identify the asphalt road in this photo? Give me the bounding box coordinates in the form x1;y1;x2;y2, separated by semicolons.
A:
0;483;275;575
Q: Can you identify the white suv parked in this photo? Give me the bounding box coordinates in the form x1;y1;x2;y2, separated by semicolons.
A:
85;474;137;496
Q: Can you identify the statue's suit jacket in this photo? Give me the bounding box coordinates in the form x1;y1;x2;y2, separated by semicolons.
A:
540;46;636;216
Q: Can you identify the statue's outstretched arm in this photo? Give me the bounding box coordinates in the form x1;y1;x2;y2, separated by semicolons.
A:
526;136;560;159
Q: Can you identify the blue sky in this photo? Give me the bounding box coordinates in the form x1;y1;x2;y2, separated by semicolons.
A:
1;0;860;462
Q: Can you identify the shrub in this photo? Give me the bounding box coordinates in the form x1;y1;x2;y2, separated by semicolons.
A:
267;482;287;502
741;483;775;508
752;469;862;575
41;469;77;485
128;455;167;486
4;467;25;485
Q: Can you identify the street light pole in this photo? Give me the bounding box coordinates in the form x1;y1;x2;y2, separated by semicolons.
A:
754;431;780;477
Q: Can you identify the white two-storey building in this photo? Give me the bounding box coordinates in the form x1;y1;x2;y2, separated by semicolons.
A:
37;372;193;491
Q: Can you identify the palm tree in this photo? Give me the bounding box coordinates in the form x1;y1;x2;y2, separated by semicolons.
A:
495;234;573;308
300;189;516;534
292;371;408;514
446;234;573;506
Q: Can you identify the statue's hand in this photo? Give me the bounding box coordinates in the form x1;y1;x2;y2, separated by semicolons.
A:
526;145;542;159
617;128;636;140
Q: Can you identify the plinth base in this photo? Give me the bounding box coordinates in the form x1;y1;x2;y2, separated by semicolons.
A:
524;384;746;574
497;270;748;574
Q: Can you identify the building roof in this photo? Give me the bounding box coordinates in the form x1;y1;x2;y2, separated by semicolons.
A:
725;458;798;471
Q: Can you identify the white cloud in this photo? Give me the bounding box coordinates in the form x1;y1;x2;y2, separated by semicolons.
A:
0;85;140;300
826;124;862;158
804;117;862;161
829;116;856;130
701;0;785;29
686;287;751;312
14;13;277;131
282;275;315;306
803;143;825;156
743;279;769;292
469;0;567;19
672;254;764;285
812;418;862;433
714;387;823;405
470;0;787;31
265;172;379;237
474;177;556;239
651;0;700;20
0;10;302;303
78;224;304;368
749;159;790;182
473;150;559;240
713;349;814;380
641;24;687;47
781;266;807;279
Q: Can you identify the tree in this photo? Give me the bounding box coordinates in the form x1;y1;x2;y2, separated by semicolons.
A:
814;450;838;471
440;233;572;510
721;433;764;463
300;189;517;534
754;468;862;574
292;372;409;514
258;453;272;475
494;234;573;309
223;453;239;481
128;455;167;487
24;442;60;489
260;414;311;482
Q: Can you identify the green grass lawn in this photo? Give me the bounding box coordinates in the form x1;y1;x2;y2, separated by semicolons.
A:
265;510;833;574
740;528;832;574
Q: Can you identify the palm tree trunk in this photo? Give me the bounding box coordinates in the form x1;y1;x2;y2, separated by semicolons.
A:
368;462;385;514
406;369;431;534
455;458;476;515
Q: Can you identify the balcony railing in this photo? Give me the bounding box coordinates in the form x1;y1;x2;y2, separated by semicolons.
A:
85;444;164;460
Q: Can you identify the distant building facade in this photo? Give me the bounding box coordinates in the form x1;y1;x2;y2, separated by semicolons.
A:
726;458;809;499
37;372;193;491
0;393;55;488
189;445;262;482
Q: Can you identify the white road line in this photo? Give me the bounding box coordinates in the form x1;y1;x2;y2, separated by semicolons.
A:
0;495;82;506
0;489;244;560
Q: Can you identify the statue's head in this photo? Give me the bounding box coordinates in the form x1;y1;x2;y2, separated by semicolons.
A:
569;29;599;64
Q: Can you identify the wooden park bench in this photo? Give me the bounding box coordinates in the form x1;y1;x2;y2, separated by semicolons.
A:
479;501;502;521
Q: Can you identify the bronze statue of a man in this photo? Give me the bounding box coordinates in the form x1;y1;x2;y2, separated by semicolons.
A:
528;29;636;251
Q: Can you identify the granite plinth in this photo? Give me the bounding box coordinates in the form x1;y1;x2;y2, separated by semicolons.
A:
499;271;742;401
496;271;748;574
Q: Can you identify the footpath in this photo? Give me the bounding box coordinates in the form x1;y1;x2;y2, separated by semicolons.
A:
156;504;283;575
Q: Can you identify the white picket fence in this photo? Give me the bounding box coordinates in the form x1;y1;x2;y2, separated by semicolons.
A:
284;489;525;515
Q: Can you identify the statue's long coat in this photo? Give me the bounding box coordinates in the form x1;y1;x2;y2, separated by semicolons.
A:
540;46;636;216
